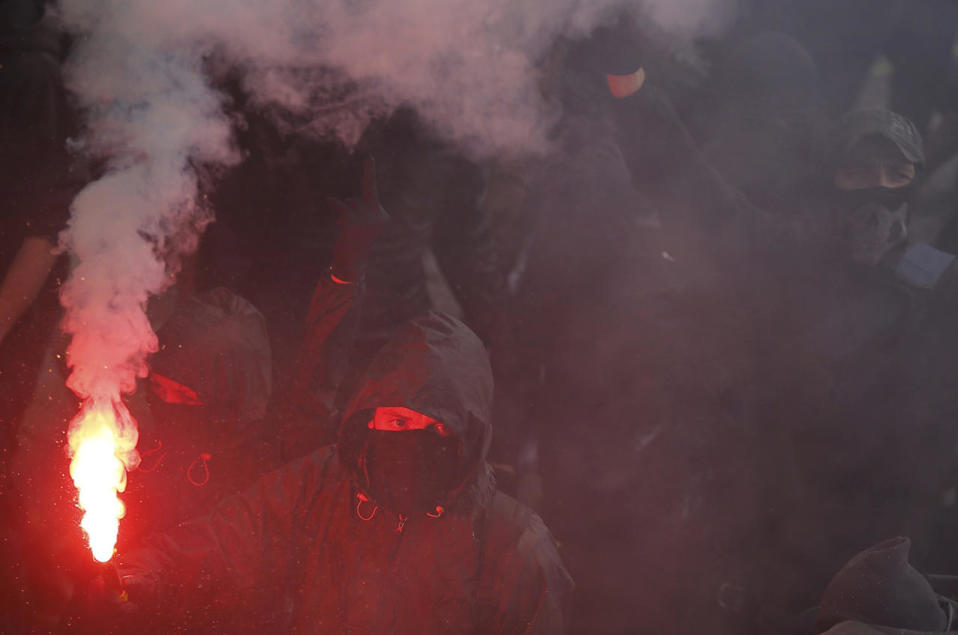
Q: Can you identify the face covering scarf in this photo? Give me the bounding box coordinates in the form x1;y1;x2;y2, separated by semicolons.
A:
832;187;913;266
363;429;460;515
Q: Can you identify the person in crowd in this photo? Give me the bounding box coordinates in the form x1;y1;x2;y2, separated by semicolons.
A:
10;243;275;630
352;108;504;346
601;24;830;274
696;31;826;215
202;83;351;391
487;18;731;632
279;108;507;456
736;109;939;622
827;108;924;268
81;161;572;634
120;285;276;539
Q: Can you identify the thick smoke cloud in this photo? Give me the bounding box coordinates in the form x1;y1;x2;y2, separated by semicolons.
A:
57;9;236;403
54;0;734;410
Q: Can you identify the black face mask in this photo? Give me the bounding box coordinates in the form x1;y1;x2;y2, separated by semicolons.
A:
829;186;912;266
363;430;460;515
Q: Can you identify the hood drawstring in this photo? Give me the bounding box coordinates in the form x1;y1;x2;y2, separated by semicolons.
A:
354;493;447;528
187;453;212;487
356;492;379;521
139;440;167;473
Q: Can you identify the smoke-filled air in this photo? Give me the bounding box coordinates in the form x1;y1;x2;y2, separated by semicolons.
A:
53;0;731;563
6;0;958;632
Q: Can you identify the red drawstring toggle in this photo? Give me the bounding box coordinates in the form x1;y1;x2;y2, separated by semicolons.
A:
139;440;167;473
356;492;378;521
187;453;211;486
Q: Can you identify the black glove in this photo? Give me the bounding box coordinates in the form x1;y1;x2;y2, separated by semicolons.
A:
70;565;150;631
329;157;390;282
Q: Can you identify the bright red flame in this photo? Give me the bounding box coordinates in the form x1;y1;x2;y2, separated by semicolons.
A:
67;401;139;562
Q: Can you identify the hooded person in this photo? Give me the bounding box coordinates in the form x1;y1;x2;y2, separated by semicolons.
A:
80;163;572;634
825;109;924;269
698;31;827;215
349;108;504;352
118;286;276;542
751;110;958;617
592;22;835;275
277;111;507;458
9;279;273;631
88;311;571;633
816;109;958;300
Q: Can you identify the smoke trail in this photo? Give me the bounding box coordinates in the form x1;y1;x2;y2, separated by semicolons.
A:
59;0;738;161
53;0;735;556
220;0;736;152
54;0;239;559
58;6;236;403
54;0;739;400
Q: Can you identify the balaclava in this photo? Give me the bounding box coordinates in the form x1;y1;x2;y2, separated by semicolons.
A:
363;429;460;515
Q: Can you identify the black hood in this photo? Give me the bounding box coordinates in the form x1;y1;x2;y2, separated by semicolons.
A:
701;32;826;208
0;1;60;58
338;312;495;512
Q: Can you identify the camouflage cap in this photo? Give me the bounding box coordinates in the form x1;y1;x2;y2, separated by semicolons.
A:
837;109;925;166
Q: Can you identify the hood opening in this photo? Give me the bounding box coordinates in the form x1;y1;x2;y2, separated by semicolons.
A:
339;405;490;513
335;312;495;514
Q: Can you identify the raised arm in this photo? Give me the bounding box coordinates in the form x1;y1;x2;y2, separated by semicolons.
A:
283;158;389;454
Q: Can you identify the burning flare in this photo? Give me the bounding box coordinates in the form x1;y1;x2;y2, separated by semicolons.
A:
67;401;140;562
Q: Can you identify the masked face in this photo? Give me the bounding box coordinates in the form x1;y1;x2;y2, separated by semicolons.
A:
831;137;917;266
837;192;909;266
362;408;460;514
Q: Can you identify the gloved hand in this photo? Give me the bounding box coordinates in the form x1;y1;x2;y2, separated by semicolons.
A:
70;566;151;631
329;157;390;283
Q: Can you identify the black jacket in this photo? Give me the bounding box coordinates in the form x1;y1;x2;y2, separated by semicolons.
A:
120;310;572;633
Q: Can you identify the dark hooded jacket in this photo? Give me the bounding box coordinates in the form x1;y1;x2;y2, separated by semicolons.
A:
118;311;572;634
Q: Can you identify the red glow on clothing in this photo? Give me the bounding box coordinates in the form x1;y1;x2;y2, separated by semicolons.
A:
149;372;203;406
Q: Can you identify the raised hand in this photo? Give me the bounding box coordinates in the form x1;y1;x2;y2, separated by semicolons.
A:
329;157;390;283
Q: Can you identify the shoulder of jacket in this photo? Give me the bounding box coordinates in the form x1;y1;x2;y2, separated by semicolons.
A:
278;444;342;490
480;492;574;604
307;444;342;474
484;492;556;562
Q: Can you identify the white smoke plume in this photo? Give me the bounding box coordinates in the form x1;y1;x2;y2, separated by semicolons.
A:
53;0;736;525
58;3;236;405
